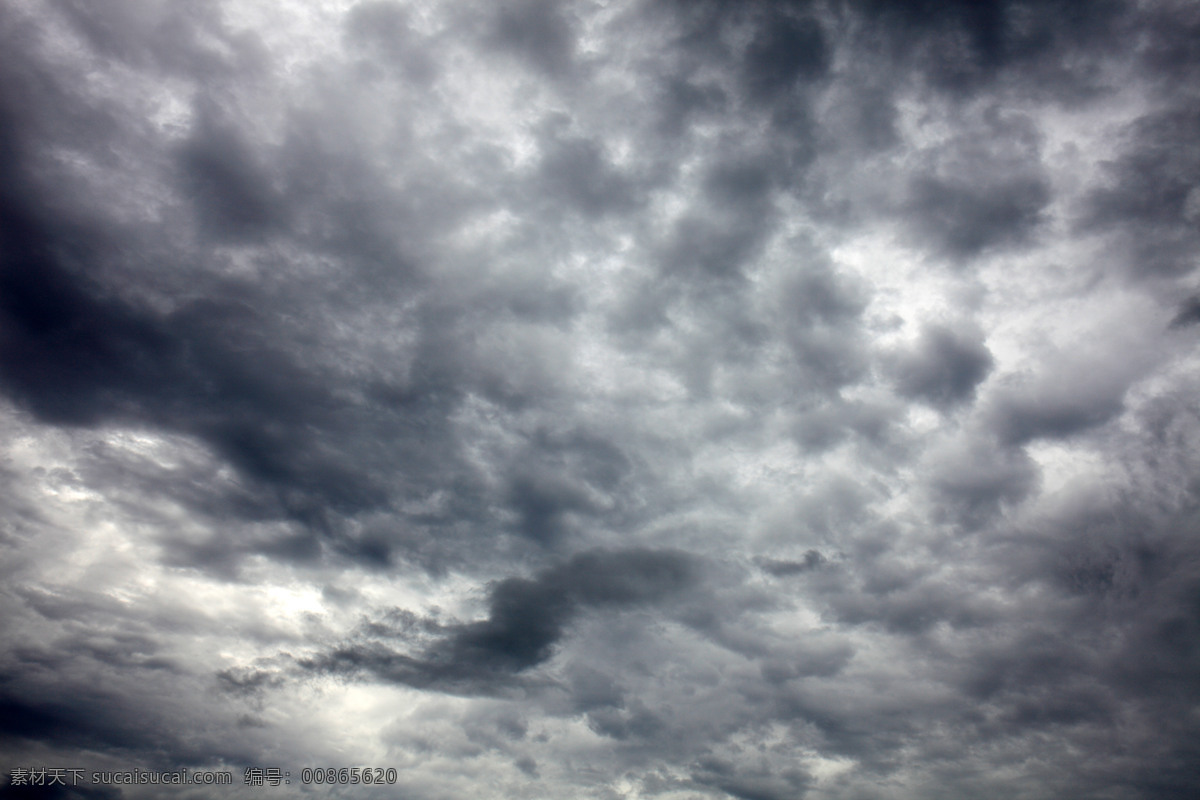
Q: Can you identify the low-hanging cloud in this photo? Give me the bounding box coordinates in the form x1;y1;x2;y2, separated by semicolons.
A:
2;0;1199;798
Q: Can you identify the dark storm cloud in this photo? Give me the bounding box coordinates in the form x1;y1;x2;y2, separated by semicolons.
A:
0;251;162;428
1086;105;1200;279
0;665;257;772
494;425;642;546
817;79;900;156
940;484;1200;794
4;0;1200;798
487;0;578;77
659;210;772;282
704;159;775;209
1170;295;1200;329
178;107;287;240
790;398;896;453
653;0;831;89
905;173;1050;260
821;565;1004;635
757;549;825;577
0;4;511;573
50;0;268;80
925;435;1039;526
740;12;829;103
533;131;645;218
985;365;1133;446
849;0;1128;96
692;757;812;800
215;667;283;698
637;1;828;175
888;323;994;409
778;252;870;394
303;548;698;692
504;469;597;546
0;783;121;800
654;76;727;137
1139;0;1200;87
0;580;287;770
0;678;262;782
344;1;437;84
0;688;158;757
0;228;410;552
657;156;781;281
584;700;666;742
758;638;855;682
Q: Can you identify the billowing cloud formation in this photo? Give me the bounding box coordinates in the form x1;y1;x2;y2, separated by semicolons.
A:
302;548;698;692
888;322;994;409
2;0;1199;798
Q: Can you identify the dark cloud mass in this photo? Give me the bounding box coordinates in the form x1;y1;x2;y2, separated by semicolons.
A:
303;548;698;692
2;0;1199;798
888;322;994;408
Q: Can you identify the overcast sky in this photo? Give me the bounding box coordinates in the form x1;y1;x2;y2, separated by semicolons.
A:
2;1;1200;798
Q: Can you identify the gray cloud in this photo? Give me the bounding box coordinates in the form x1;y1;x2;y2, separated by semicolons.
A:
488;0;579;77
1086;106;1200;279
849;0;1129;96
906;173;1050;260
888;322;994;409
1169;295;1200;329
344;1;437;84
2;0;1199;798
984;355;1145;445
757;549;826;577
925;434;1041;526
778;251;871;394
692;756;813;800
302;548;698;693
740;12;829;103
